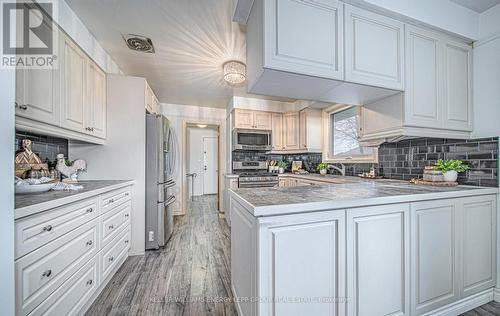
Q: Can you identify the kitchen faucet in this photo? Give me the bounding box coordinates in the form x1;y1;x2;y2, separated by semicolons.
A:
328;163;346;176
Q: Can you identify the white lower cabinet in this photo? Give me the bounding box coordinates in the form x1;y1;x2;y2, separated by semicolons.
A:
15;185;133;316
410;195;497;315
410;199;459;315
258;210;346;316
231;194;497;316
347;204;410;316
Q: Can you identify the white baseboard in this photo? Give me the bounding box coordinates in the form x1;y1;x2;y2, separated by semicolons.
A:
493;287;500;302
422;289;494;316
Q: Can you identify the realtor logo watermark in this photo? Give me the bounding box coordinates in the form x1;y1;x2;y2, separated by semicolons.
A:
1;0;58;69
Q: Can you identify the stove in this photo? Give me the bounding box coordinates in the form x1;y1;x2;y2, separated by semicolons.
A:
233;161;279;188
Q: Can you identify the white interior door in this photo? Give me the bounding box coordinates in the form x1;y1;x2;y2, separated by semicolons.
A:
203;137;218;195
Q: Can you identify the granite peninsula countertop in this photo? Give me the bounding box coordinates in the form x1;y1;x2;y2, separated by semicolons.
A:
230;177;498;217
15;180;134;219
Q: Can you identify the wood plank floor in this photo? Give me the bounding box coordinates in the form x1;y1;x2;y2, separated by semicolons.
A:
86;194;500;316
86;195;236;316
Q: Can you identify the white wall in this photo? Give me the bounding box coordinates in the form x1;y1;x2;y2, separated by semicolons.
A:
0;56;16;316
187;127;218;196
48;0;121;74
161;103;226;215
70;75;146;256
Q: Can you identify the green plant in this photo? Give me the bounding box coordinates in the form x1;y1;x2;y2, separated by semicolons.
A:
433;159;469;174
65;159;73;166
277;161;288;169
317;163;329;171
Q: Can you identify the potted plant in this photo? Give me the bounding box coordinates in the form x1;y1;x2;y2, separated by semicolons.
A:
433;159;469;182
317;163;329;175
277;161;288;174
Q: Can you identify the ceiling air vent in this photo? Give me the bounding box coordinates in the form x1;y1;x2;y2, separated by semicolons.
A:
123;34;155;53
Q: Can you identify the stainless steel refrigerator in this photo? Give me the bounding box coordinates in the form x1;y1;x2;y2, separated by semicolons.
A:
145;114;176;249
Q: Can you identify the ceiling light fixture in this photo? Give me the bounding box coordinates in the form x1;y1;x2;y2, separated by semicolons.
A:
223;60;246;85
197;124;208;128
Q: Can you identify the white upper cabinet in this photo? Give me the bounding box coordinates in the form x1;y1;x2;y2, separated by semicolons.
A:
344;5;404;90
265;0;344;80
60;34;87;134
87;62;107;139
443;40;472;131
233;109;272;130
405;26;442;129
271;113;284;151
283;112;300;150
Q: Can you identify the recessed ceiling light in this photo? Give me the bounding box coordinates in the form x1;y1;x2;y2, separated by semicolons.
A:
223;60;246;85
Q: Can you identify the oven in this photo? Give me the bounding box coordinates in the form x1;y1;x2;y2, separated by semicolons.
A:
232;129;271;151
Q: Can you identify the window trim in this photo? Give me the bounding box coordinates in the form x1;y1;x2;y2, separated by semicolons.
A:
322;104;378;164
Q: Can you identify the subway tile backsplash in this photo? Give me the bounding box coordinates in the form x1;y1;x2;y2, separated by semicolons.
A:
15;131;68;168
232;137;498;187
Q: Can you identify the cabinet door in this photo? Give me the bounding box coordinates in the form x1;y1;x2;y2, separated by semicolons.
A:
344;5;404;90
347;204;409;316
60;34;87;133
460;195;496;297
283;112;299;150
410;200;459;315
15;16;60;126
254;111;272;130
299;110;307;149
87;61;106;138
271;113;284;150
443;40;472;131
404;26;442;129
234;109;255;129
259;210;346;316
264;0;344;80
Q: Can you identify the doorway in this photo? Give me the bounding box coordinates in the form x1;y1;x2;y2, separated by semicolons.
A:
186;124;219;200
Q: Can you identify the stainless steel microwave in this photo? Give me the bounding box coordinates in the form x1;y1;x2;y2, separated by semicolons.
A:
232;129;272;151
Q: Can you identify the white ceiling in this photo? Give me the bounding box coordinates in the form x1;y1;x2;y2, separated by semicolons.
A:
449;0;500;13
66;0;287;108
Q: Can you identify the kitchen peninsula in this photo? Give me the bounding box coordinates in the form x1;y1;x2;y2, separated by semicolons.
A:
229;177;498;316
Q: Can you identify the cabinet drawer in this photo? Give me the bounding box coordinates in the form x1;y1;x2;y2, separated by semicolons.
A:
15;198;98;259
100;187;131;214
100;225;130;281
28;256;99;316
101;201;131;247
16;218;99;316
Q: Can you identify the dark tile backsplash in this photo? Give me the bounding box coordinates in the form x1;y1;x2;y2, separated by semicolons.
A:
232;137;498;187
15;131;68;168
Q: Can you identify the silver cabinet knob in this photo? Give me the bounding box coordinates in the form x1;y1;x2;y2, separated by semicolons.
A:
19;104;28;110
108;225;114;230
86;279;93;286
125;192;129;196
108;256;114;262
124;239;129;244
42;269;52;277
86;207;93;213
42;225;53;232
125;213;129;218
109;198;115;203
86;240;93;246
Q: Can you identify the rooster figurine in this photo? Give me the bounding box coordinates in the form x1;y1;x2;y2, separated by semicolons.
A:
56;154;86;183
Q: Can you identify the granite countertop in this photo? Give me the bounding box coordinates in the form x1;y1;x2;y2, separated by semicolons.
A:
15;180;134;219
230;178;498;217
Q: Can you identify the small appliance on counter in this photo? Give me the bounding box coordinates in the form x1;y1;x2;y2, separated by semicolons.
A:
145;114;176;250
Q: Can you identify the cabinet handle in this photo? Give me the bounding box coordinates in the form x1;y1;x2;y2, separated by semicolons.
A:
125;239;129;244
86;240;93;246
108;256;114;262
86;279;93;286
42;225;53;232
85;127;90;131
86;207;93;213
19;104;28;110
14;102;19;108
125;213;129;218
108;225;114;230
42;269;52;278
109;198;115;203
125;192;129;196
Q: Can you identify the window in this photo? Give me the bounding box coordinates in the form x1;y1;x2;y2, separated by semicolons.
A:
322;105;378;163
